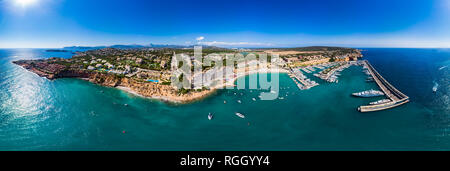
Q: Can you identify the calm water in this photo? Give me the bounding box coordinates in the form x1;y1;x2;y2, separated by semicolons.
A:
0;48;449;150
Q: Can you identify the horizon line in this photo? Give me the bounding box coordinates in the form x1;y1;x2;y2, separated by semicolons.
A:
1;46;450;49
2;42;450;49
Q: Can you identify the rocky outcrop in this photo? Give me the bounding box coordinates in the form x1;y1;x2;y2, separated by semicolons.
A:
13;60;215;103
56;69;91;79
117;77;215;103
13;60;90;80
89;72;122;87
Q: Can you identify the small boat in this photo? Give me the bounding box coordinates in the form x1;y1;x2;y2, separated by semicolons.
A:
208;113;213;120
237;100;242;103
224;100;227;104
235;112;245;119
252;98;256;101
432;81;438;93
124;104;128;106
278;97;284;100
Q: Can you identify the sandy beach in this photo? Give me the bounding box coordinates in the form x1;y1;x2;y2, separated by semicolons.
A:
116;67;289;104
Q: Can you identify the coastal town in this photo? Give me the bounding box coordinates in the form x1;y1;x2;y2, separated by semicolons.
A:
13;46;366;104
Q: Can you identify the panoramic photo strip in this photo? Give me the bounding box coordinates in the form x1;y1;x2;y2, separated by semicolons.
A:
1;0;449;168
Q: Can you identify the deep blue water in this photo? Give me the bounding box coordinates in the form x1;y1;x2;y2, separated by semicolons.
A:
0;48;449;150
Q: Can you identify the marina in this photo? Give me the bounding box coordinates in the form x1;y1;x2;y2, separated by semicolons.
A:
315;61;355;83
357;60;409;112
287;61;360;91
307;66;316;72
288;67;319;90
287;60;410;112
366;76;374;82
302;68;312;73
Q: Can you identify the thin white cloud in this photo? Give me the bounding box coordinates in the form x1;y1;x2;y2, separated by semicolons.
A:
196;36;205;41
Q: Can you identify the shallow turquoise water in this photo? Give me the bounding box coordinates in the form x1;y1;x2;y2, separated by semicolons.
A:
0;48;449;150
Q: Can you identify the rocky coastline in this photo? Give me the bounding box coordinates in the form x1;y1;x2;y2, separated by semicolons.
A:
12;60;215;104
12;46;361;104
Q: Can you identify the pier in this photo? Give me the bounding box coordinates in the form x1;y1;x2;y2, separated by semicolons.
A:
288;68;319;90
358;60;409;112
315;61;354;83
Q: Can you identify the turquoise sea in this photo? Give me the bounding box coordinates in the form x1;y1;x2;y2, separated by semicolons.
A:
0;48;449;150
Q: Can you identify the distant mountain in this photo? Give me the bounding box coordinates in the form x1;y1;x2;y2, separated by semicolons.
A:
45;49;71;52
63;46;106;50
110;44;147;49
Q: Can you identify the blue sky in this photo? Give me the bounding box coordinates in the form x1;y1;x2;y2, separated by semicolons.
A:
0;0;449;48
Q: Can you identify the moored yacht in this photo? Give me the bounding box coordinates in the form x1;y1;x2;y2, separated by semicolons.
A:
352;89;385;97
369;99;391;105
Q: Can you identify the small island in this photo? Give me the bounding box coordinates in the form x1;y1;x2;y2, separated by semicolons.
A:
13;46;363;103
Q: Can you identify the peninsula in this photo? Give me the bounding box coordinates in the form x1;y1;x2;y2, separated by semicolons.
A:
13;46;363;103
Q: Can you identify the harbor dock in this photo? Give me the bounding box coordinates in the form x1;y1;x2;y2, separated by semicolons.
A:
315;61;355;83
358;60;409;112
288;67;319;90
